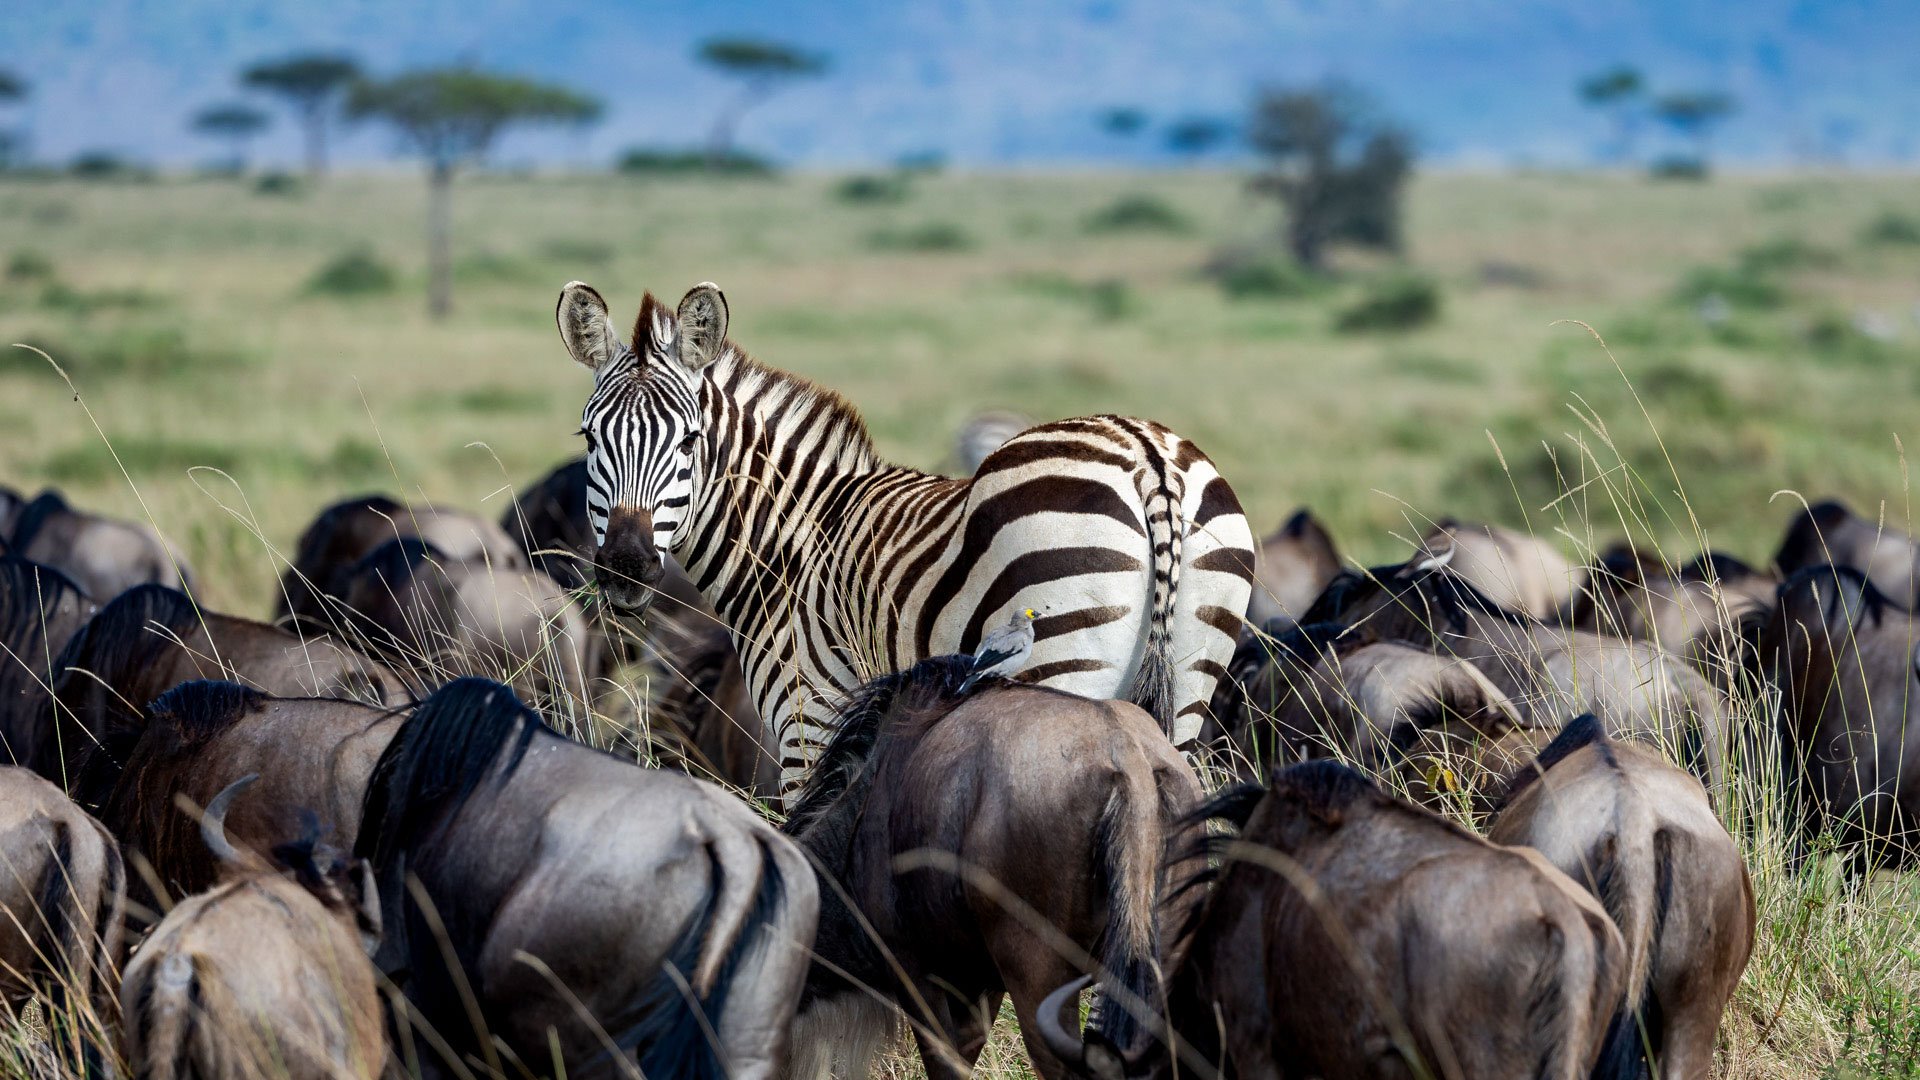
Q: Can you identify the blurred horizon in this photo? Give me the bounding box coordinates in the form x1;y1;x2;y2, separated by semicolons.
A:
6;0;1920;171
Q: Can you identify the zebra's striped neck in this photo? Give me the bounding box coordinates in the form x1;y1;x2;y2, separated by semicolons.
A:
673;352;943;679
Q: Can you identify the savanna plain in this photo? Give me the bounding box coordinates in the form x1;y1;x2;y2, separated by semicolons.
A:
3;168;1920;1078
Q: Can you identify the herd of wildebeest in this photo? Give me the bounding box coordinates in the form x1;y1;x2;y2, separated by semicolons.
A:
0;438;1917;1080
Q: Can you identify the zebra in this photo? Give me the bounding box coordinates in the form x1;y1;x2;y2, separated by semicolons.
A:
557;280;1255;789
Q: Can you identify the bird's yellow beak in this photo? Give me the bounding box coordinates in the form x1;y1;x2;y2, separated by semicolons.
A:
1023;607;1038;619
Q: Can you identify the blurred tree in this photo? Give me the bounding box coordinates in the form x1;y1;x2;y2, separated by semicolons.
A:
0;69;25;170
347;68;602;318
242;53;360;177
1655;91;1736;174
694;38;827;167
1248;84;1414;271
1166;116;1231;162
1577;65;1644;164
1099;107;1148;137
190;103;272;172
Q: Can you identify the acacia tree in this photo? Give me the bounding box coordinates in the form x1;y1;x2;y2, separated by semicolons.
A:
1577;65;1645;164
190;103;272;172
242;53;360;177
1248;85;1414;271
0;70;25;169
1655;91;1736;173
694;38;827;166
1166;116;1231;163
347;68;600;318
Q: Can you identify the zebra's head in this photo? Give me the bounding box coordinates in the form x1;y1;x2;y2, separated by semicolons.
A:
555;280;729;615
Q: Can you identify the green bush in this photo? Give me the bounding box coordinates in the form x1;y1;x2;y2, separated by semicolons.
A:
1086;279;1136;321
1738;236;1838;273
1334;273;1441;332
306;250;397;297
835;174;912;204
1648;155;1708;181
1673;264;1782;311
38;282;164;314
1861;211;1920;246
615;147;775;177
1208;253;1318;300
68;151;153;181
253;171;302;196
5;251;54;283
869;222;971;253
1084;194;1189;234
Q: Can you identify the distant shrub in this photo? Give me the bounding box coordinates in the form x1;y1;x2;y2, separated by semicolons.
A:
5;250;54;283
1084;194;1189;234
38;282;164;314
1738;236;1838;273
1205;251;1318;300
16;326;246;381
455;251;540;283
1673;264;1781;311
540;238;616;266
1860;211;1920;247
1648;155;1708;181
835;174;911;204
615;147;775;177
1334;273;1441;332
253;171;302;196
869;222;971;253
307;250;397;297
68;151;151;181
323;437;388;477
1804;310;1896;367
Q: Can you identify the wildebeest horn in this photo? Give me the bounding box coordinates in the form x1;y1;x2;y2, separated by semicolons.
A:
200;774;259;866
1037;975;1095;1073
1411;541;1457;574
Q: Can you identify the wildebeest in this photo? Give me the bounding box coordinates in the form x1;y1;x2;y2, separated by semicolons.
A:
1491;716;1755;1080
1206;621;1524;787
0;767;124;1029
1763;564;1920;870
951;409;1036;476
45;584;398;794
276;493;527;630
0;487;192;602
1774;498;1920;605
0;558;96;755
120;776;386;1080
501;457;596;589
1246;508;1343;629
1304;556;1733;793
94;680;399;903
1420;518;1578;621
650;621;778;798
1039;760;1628;1080
356;677;817;1080
781;654;1202;1080
334;537;593;708
1567;546;1774;685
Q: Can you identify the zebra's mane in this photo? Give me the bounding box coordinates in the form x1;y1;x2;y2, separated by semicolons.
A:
711;350;881;472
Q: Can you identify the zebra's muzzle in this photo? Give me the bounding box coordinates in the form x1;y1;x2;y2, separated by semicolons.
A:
596;505;666;614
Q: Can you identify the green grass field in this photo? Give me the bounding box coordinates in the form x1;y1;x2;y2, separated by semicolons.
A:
5;168;1920;1077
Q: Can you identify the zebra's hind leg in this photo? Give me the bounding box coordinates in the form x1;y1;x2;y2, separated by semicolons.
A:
1167;474;1255;752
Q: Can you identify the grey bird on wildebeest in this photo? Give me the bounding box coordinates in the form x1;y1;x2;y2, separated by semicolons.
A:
959;606;1038;692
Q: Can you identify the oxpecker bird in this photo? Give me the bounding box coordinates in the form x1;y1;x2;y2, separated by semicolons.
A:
959;607;1038;693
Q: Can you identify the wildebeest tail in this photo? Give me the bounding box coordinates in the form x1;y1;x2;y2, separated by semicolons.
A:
1129;464;1185;733
1589;827;1676;1080
1086;771;1164;1055
130;952;198;1080
602;834;788;1080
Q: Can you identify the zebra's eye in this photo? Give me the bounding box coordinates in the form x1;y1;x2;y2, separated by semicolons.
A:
678;432;698;452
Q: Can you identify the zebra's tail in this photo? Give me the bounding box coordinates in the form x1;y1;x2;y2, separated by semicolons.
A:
1130;465;1184;733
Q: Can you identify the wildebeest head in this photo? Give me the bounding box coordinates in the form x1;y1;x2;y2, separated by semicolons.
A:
200;776;381;957
556;281;730;616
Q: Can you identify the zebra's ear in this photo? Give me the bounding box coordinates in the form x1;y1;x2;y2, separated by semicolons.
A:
556;281;623;374
674;282;729;371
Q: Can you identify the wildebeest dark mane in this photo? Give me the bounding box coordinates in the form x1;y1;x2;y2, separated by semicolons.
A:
51;584;211;794
294;494;406;567
783;652;979;840
352;536;446;588
1779;563;1899;635
93;680;268;873
355;676;542;871
0;556;86;658
503;458;592;587
1681;550;1760;584
1773;499;1852;576
1305;558;1534;637
1494;713;1611;813
6;489;69;553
